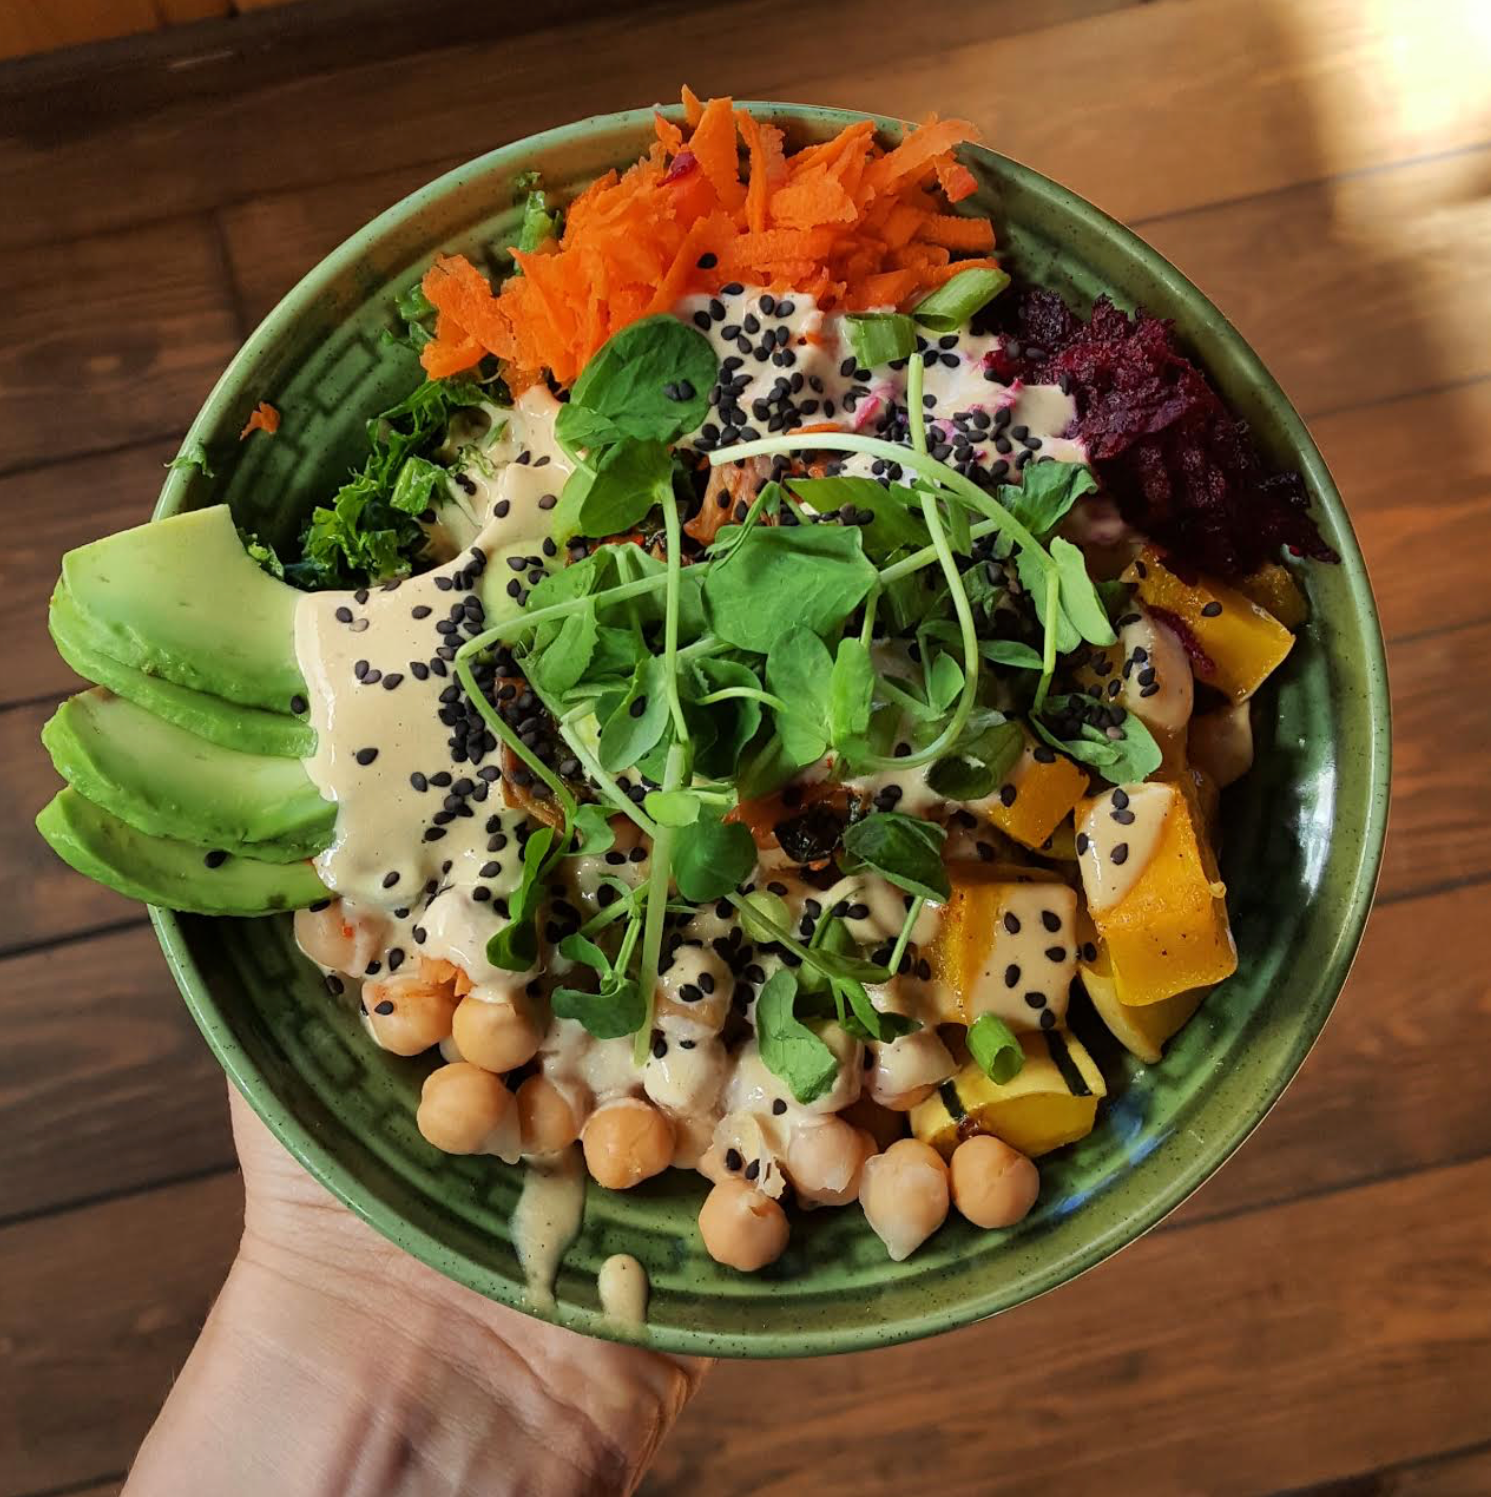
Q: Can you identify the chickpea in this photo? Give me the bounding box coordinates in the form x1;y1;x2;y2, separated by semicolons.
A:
866;1028;955;1112
858;1138;950;1262
416;1063;514;1155
451;991;542;1074
516;1074;580;1155
786;1118;874;1207
950;1135;1040;1229
295;900;386;974
364;975;457;1056
582;1098;674;1190
698;1178;790;1271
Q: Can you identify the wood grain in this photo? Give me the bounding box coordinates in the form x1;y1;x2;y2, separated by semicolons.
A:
1142;147;1491;417
1;701;137;951
1293;1441;1491;1497
5;1154;1490;1497
0;215;238;475
1313;378;1491;644
0;1172;241;1497
0;441;172;706
642;1157;1491;1497
0;924;228;1224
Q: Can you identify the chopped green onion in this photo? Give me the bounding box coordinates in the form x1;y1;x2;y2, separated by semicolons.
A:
968;1014;1024;1084
845;312;917;370
912;267;1011;333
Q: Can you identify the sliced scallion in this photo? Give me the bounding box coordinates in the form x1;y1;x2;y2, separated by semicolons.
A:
844;312;917;370
912;267;1011;333
968;1014;1024;1084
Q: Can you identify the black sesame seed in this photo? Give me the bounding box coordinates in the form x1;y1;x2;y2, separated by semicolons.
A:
1004;963;1021;988
324;974;344;996
1201;600;1224;618
203;848;227;869
290;694;308;714
1041;909;1061;933
1111;843;1130;865
373;1000;395;1016
1004;912;1021;935
382;870;400;889
355;747;378;766
744;1159;761;1182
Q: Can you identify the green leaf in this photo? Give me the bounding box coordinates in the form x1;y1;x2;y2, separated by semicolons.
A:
927;717;1024;800
734;731;800;800
704;524;876;653
644;789;702;827
911;266;1011;332
527;603;598;697
1050;537;1118;647
516;186;560;255
968;1014;1024;1083
576;439;673;538
557;931;612;976
1016;548;1080;655
555;404;626;454
239;530;285;580
597;655;670;772
926;651;964;713
568;803;616;858
756;970;842;1104
843;312;917;369
1000;462;1100;539
766;627;833;767
165;441;215;479
828;637;875;757
552;975;646;1039
672;815;756;902
978;639;1045;671
1033;695;1163;784
840;811;951;902
565;314;718;445
837;978;921;1043
389;454;445;515
485;826;556;971
686;657;764;779
785;476;925;562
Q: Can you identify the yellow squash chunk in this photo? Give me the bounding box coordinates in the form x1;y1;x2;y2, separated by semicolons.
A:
1235;561;1309;630
973;729;1089;850
910;1031;1107;1160
1124;546;1294;703
1078;925;1204;1064
930;864;1079;1030
1076;781;1236;1007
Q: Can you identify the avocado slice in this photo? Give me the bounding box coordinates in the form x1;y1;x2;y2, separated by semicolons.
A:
61;505;306;713
37;787;327;915
42;689;334;861
49;584;316;760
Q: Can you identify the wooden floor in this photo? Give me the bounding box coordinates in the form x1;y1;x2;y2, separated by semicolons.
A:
2;1;1489;1492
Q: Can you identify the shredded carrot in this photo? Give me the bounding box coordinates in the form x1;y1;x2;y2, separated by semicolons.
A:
423;89;997;388
239;401;280;439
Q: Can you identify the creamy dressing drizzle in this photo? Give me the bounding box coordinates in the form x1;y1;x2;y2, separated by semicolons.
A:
674;288;1086;478
597;1254;649;1327
1077;781;1175;912
512;1143;586;1311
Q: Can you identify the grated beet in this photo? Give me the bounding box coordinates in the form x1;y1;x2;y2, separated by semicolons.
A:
1014;290;1337;578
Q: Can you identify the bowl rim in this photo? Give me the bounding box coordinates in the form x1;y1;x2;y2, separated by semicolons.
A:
150;100;1391;1356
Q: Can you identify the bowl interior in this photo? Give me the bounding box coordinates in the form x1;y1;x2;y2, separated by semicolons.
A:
151;104;1389;1357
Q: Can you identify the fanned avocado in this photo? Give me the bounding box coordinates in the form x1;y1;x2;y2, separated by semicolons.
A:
42;689;334;861
37;787;326;915
61;505;306;713
49;584;315;759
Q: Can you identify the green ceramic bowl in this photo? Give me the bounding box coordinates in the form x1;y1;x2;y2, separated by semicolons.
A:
149;104;1389;1357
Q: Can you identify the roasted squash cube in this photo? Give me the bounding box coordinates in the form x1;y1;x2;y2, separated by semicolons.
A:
1235;561;1309;630
1078;925;1205;1064
970;729;1088;850
910;1031;1107;1159
1125;546;1294;703
1075;780;1236;1006
930;864;1079;1031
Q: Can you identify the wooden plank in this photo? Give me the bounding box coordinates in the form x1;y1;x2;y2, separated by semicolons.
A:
8;0;1488;254
1141;148;1491;418
642;1158;1491;1497
1313;378;1491;645
7;1155;1491;1497
0;1172;240;1497
1;701;137;950
1292;1441;1491;1497
0;0;1123;251
1378;617;1490;904
0;924;228;1223
219;156;462;326
155;0;231;20
0;441;172;706
0;215;238;474
0;0;158;63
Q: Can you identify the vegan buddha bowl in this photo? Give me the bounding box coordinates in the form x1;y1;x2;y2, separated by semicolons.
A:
37;94;1388;1355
